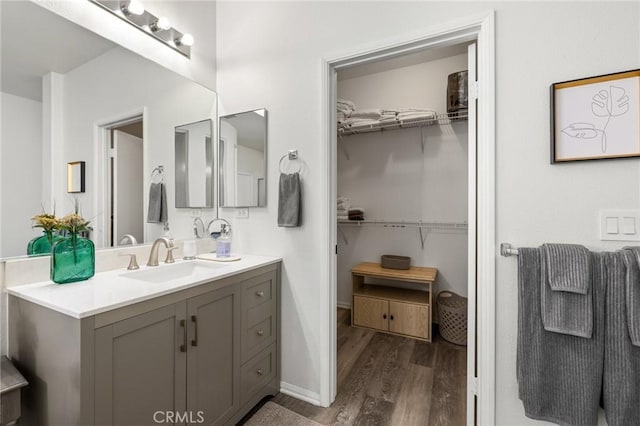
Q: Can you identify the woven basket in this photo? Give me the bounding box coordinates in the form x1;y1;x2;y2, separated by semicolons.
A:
437;291;468;346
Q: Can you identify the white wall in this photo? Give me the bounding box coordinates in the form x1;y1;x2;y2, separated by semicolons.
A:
0;93;44;258
60;47;216;245
34;0;216;90
216;1;640;423
336;53;468;307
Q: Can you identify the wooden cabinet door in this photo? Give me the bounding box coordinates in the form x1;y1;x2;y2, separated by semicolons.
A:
186;285;240;425
94;303;187;426
389;301;429;339
353;296;388;330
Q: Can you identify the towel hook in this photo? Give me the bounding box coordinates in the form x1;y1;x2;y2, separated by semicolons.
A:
151;165;165;183
279;149;302;174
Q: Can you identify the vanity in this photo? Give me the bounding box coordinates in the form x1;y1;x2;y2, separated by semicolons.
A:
7;255;280;426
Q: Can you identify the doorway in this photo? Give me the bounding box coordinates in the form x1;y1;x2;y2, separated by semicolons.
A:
322;11;495;425
95;113;145;248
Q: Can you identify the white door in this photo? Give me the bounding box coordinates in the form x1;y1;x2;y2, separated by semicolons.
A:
113;130;143;245
466;42;478;425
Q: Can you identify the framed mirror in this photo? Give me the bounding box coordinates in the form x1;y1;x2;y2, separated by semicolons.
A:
219;109;267;207
175;119;214;208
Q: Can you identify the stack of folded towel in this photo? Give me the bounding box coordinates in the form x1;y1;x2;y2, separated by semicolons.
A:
337;99;355;127
337;197;350;220
337;99;438;132
395;108;437;123
348;208;364;221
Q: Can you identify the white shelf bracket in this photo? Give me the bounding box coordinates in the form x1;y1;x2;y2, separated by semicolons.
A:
418;225;429;249
338;225;348;245
420;126;427;153
338;135;350;160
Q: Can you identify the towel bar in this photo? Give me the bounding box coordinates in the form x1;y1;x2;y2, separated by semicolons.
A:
501;243;519;257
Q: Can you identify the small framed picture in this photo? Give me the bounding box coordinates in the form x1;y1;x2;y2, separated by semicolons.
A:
551;69;640;163
67;161;85;193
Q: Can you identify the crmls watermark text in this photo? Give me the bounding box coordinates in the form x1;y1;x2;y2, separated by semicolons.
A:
153;411;205;424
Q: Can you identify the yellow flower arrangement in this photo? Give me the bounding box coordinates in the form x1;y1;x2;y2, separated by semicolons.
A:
58;213;91;234
31;212;59;233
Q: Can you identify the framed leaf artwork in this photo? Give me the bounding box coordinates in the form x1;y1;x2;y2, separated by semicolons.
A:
551;69;640;163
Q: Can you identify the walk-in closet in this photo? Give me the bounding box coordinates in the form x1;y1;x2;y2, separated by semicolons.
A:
336;43;471;423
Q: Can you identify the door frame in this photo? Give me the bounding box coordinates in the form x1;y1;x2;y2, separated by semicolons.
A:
94;108;146;248
320;11;495;425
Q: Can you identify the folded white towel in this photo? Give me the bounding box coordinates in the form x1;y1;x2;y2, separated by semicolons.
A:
397;112;436;122
337;215;349;221
337;111;347;122
395;108;437;114
337;98;356;109
351;108;383;120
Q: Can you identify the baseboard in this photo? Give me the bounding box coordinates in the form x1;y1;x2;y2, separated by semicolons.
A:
279;381;322;406
337;301;351;310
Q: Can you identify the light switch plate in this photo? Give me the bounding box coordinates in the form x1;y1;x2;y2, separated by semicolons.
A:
600;209;640;241
237;208;249;219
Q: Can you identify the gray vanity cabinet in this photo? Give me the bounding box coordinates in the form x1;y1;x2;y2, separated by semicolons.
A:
94;285;240;426
8;262;280;426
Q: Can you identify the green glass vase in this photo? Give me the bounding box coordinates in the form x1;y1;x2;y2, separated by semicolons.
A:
27;230;60;257
51;234;95;284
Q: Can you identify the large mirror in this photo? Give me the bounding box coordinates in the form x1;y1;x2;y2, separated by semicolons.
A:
0;1;217;258
219;109;267;207
175;119;214;208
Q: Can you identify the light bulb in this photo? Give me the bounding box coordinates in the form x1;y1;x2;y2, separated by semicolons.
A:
178;33;194;47
152;16;171;31
122;0;144;16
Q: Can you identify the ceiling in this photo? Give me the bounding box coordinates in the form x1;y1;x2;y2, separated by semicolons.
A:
1;1;117;101
337;43;470;81
223;110;266;152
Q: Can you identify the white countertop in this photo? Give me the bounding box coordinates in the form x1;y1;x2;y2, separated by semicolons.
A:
5;254;281;319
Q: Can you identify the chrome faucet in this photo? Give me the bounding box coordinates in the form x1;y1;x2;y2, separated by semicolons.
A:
147;237;174;266
118;234;138;245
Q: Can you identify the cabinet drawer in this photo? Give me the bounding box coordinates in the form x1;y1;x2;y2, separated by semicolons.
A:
389;301;429;340
241;343;277;405
244;272;275;310
353;296;388;330
243;314;275;362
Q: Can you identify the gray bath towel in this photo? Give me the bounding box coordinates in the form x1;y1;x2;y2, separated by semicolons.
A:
278;173;301;227
517;247;604;426
622;246;640;347
541;244;593;338
147;182;167;223
603;251;640;426
542;243;590;293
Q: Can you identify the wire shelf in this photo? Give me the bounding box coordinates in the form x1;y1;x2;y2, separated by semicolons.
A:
338;111;468;137
337;219;468;249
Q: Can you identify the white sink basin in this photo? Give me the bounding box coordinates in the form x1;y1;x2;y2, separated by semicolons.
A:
122;260;227;283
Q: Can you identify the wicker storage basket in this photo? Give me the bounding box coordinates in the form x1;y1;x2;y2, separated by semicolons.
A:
437;291;468;346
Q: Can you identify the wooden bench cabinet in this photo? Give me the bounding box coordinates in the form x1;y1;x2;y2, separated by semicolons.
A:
351;262;437;342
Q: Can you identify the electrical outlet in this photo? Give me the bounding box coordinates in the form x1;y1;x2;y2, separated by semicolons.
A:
190;209;202;218
237;208;249;219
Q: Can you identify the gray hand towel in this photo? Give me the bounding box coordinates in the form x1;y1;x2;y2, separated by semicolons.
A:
541;244;593;338
278;172;301;227
517;247;604;426
621;246;640;347
603;251;640;426
147;182;167;224
542;243;590;293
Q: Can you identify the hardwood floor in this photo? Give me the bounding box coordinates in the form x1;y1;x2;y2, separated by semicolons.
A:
271;308;467;425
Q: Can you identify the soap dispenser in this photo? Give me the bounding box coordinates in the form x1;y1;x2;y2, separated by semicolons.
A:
216;224;231;258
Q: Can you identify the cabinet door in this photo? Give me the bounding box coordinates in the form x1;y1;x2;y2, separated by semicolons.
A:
186;285;240;425
353;296;388;330
389;301;429;339
94;303;187;426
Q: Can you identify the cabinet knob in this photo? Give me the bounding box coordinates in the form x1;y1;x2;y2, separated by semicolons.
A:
256;291;265;298
390;315;394;321
257;369;264;376
257;329;264;336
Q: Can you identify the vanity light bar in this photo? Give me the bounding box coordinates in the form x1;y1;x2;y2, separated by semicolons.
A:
89;0;193;58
